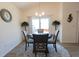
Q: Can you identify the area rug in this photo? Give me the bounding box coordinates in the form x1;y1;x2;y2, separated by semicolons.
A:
5;43;70;57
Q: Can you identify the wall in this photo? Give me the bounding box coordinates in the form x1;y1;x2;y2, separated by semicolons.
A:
0;3;22;56
62;2;79;43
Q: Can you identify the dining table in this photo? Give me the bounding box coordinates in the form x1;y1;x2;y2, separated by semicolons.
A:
27;33;53;40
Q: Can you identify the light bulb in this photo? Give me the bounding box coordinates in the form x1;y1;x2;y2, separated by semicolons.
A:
35;12;38;16
39;14;42;17
42;12;45;16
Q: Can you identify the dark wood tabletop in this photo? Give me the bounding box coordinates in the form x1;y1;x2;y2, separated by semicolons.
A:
27;33;53;39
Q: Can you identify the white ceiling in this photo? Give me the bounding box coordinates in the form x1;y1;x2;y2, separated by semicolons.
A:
13;2;61;11
13;2;38;10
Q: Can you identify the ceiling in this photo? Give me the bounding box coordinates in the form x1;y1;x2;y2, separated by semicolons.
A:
13;2;39;10
13;2;61;11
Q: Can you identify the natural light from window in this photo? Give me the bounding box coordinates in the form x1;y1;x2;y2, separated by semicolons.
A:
32;17;49;33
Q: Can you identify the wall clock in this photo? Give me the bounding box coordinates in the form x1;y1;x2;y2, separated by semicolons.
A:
0;9;12;22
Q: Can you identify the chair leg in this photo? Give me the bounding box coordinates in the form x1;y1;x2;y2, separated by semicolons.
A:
53;44;57;52
25;43;27;51
33;43;36;53
28;42;29;47
35;52;37;57
45;52;47;57
55;44;57;52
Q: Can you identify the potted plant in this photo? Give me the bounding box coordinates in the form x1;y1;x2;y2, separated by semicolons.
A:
21;21;29;31
52;20;60;30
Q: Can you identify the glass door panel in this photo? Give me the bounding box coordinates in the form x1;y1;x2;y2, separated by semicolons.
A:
41;18;49;33
32;18;39;33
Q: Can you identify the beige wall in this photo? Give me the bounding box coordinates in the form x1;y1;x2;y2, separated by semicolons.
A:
62;2;79;43
0;3;22;56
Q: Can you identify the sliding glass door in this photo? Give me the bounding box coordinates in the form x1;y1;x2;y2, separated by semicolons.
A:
32;18;39;33
31;17;49;33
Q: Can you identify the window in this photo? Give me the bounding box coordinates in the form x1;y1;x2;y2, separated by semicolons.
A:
32;17;49;33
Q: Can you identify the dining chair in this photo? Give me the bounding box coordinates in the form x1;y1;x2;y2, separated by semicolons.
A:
22;30;29;51
22;30;33;51
53;30;59;52
48;30;59;52
33;34;49;57
37;29;44;33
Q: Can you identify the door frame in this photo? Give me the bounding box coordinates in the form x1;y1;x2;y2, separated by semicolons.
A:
76;11;79;43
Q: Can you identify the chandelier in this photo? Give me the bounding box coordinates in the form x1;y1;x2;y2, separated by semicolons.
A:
35;2;45;17
35;12;45;16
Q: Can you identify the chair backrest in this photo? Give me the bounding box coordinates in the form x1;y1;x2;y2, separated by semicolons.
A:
54;30;59;42
33;34;49;43
22;30;28;41
22;31;27;37
38;29;44;33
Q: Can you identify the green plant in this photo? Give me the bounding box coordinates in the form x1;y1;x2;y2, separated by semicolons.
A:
21;21;29;31
52;20;60;30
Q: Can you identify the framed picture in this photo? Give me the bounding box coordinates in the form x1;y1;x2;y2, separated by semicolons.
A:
0;9;12;22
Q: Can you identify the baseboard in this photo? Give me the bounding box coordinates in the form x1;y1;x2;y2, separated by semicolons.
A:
2;40;22;57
